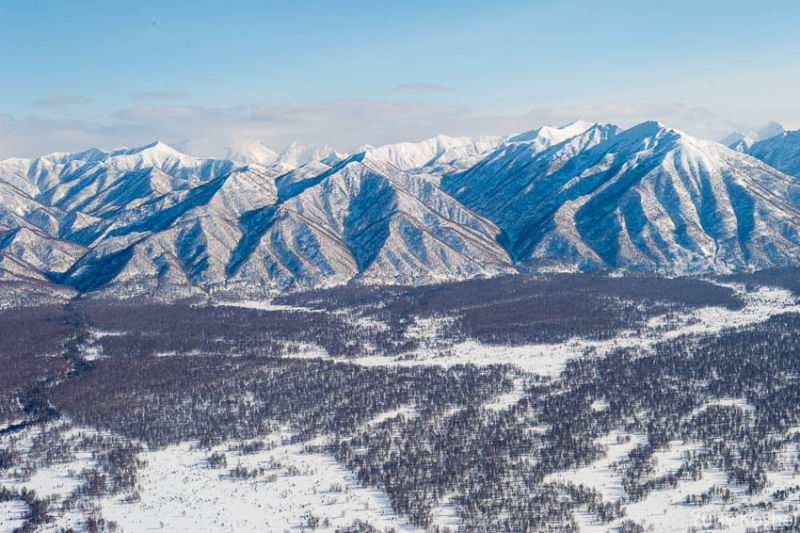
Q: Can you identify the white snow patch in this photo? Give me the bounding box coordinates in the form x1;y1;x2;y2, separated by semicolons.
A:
431;491;461;531
213;299;320;313
649;439;704;480
281;341;330;359
571;439;800;533
99;437;422;533
325;340;576;376
0;500;28;532
689;397;755;418
484;376;527;411
361;405;417;428
545;431;648;502
0;424;422;533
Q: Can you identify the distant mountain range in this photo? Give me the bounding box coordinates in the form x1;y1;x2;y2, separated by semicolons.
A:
1;120;800;302
722;121;786;151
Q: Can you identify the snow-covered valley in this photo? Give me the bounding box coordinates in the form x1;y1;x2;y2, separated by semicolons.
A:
3;276;800;532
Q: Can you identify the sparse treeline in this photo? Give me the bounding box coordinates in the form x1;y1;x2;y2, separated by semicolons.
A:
1;426;127;532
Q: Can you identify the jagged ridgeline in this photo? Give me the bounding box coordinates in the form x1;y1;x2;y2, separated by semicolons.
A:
1;120;800;302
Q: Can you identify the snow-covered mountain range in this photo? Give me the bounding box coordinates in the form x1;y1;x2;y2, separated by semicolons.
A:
1;120;800;300
722;121;786;151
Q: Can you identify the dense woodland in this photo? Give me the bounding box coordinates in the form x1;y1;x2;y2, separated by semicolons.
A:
277;272;743;345
1;271;800;531
718;267;800;297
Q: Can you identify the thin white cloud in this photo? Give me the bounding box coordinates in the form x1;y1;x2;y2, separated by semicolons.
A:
31;95;93;108
394;83;454;92
133;91;190;100
109;99;475;156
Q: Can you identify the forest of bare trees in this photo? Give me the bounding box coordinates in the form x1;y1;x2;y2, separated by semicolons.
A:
1;271;800;531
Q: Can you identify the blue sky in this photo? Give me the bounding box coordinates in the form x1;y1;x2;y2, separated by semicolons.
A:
1;0;799;157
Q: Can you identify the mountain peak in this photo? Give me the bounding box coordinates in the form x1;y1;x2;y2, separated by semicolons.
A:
121;140;184;158
509;120;596;145
630;119;668;131
563;118;595;130
355;144;375;153
757;121;786;140
361;134;505;173
37;147;110;165
224;139;278;167
274;143;339;170
616;120;682;143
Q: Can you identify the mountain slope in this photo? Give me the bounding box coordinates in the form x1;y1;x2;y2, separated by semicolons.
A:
508;119;596;150
226;154;512;292
273;143;343;172
0;252;78;308
0;225;87;274
40;147;510;297
58;165;281;296
443;123;621;221
1;121;799;300
444;121;800;273
364;134;505;175
745;129;800;181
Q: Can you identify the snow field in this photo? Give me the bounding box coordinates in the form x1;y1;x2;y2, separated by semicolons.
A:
0;424;422;533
